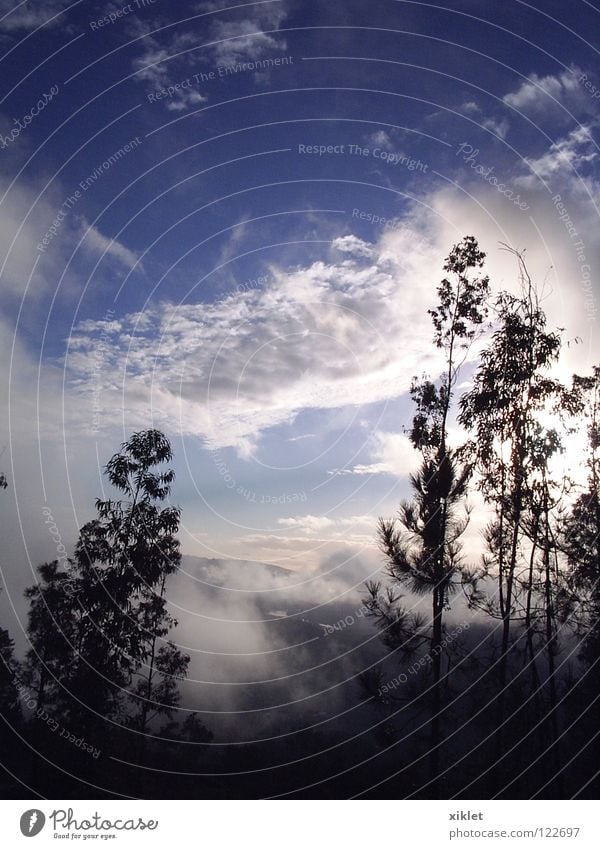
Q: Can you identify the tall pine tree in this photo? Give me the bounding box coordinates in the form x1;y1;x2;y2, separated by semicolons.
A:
366;236;489;795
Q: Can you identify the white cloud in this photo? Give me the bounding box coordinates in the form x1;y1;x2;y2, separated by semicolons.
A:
164;89;207;112
502;67;599;123
131;41;173;87
130;3;289;108
457;68;598;145
0;178;51;298
286;432;316;442
366;130;394;150
277;514;373;534
66;222;444;455
237;532;377;569
457;102;510;139
131;31;209;110
460;101;480;116
331;234;377;258
206;4;288;67
519;123;598;183
0;172;144;304
78;219;141;272
0;174;78;300
329;431;418;477
277;515;335;532
482;117;510;140
0;0;72;32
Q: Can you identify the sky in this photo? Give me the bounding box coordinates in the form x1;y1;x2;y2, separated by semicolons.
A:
0;0;599;659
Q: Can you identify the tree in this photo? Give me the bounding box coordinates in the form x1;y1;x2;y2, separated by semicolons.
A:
23;560;79;716
128;580;190;777
560;366;600;667
365;236;489;795
0;617;18;718
520;433;571;793
64;430;186;742
458;248;577;787
0;445;8;491
19;431;197;794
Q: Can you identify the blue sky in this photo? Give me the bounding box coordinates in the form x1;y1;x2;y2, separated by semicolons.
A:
1;0;599;598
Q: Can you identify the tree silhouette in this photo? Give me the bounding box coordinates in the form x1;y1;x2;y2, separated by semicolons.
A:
458;248;579;788
0;604;18;720
0;446;7;491
61;431;186;745
17;431;199;795
366;236;489;795
560;367;600;667
23;560;79;716
0;457;20;786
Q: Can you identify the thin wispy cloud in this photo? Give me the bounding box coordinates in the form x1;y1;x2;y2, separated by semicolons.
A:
0;0;72;32
78;219;142;272
130;1;289;109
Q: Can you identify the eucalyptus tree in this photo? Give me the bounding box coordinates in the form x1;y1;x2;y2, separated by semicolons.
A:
518;431;570;791
23;560;79;715
0;600;18;719
129;579;190;773
458;248;576;772
0;478;11;704
549;366;600;795
66;430;186;740
560;366;600;668
366;236;489;793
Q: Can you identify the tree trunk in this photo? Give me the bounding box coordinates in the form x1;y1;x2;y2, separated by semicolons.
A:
543;522;562;796
430;585;443;797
